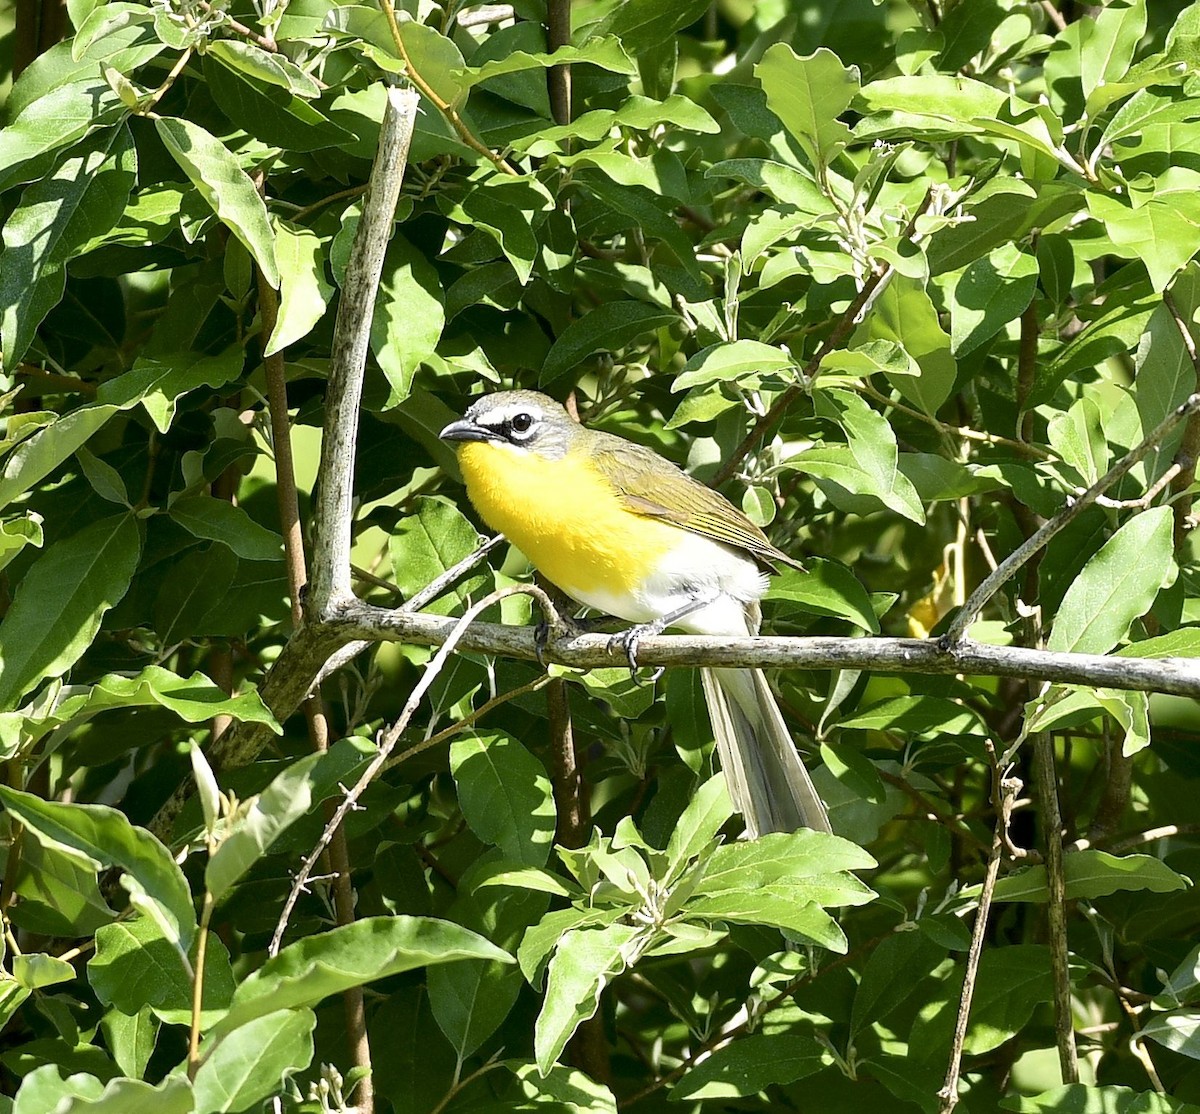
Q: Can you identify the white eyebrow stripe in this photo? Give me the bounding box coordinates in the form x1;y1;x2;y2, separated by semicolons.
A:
478;403;544;425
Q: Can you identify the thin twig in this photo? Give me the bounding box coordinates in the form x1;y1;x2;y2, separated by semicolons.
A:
187;892;215;1082
378;0;519;175
938;749;1019;1112
857;380;1049;459
270;585;549;952
404;536;504;613
1031;730;1080;1083
943;393;1200;644
382;674;553;772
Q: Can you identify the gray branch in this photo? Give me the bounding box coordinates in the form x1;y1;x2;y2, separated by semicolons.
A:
328;598;1200;697
307;86;420;612
944;392;1200;645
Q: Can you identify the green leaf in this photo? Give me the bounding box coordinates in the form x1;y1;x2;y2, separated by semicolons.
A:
755;44;858;171
8;835;114;937
672;340;793;392
705;159;831;215
192;1008;315;1114
1141;1009;1200;1062
949;243;1038;356
11;1067;105;1112
591;0;711;53
504;1062;618;1111
1099;86;1200;150
1004;1083;1200;1113
685;889;847;950
213;916;512;1036
88;916;235;1026
988;850;1189;903
0;406;121;513
17;665;278;747
695;830;876;904
0;787;195;953
0;80;123;195
1078;0;1147;110
372;234;444;408
155;116;279;289
1048;396;1108;486
1118;628;1200;658
1047;506;1175;654
0;512;44;573
388;496;483;616
205;39;321;98
542;301;676;384
858;275;957;414
450;731;556;867
99;1008;159;1084
534;922;641;1073
789;389;925;523
849;931;947;1039
767;559;881;633
837;695;985;736
672;1034;831;1101
43;1077;193;1114
205;751;328;901
1134;302;1196;483
664;775;733;875
75;446;129;506
0;125;136;370
0;513;140;710
459;37;636;88
96;348;245;433
1087;190;1200;293
204;53;351;153
170;496;283;562
12;953;75;990
264;220;334;355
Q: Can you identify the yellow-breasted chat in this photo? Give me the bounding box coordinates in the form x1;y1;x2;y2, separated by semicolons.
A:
439;389;830;837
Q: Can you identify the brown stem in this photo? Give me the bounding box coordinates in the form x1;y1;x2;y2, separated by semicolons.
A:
546;0;572;126
1017;298;1039;442
187;892;215;1081
547;676;607;1082
548;679;588;847
258;237;374;1111
1030;731;1079;1083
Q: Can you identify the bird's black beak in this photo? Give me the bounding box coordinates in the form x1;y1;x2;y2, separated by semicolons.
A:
439;418;493;443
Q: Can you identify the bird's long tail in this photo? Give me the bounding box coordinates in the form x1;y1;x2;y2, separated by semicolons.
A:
701;667;831;837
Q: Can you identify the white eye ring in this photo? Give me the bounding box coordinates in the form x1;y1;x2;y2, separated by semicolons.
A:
510;412;535;436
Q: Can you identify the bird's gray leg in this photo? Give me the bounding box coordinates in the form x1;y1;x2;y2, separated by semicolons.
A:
608;592;721;678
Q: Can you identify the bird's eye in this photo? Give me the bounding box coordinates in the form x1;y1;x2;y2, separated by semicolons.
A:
510;412;534;434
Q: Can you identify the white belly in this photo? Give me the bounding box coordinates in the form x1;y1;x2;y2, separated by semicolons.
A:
558;531;768;637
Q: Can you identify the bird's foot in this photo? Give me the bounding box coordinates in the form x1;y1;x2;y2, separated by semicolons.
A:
607;623;666;685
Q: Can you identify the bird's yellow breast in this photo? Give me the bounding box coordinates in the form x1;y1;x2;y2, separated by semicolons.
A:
456;439;681;600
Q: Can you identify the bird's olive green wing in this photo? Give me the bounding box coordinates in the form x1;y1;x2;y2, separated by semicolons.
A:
588;431;802;572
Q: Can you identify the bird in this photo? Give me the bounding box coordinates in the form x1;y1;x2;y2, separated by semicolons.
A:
439;389;831;837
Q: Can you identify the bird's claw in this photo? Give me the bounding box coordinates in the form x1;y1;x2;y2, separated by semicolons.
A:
607;624;664;686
